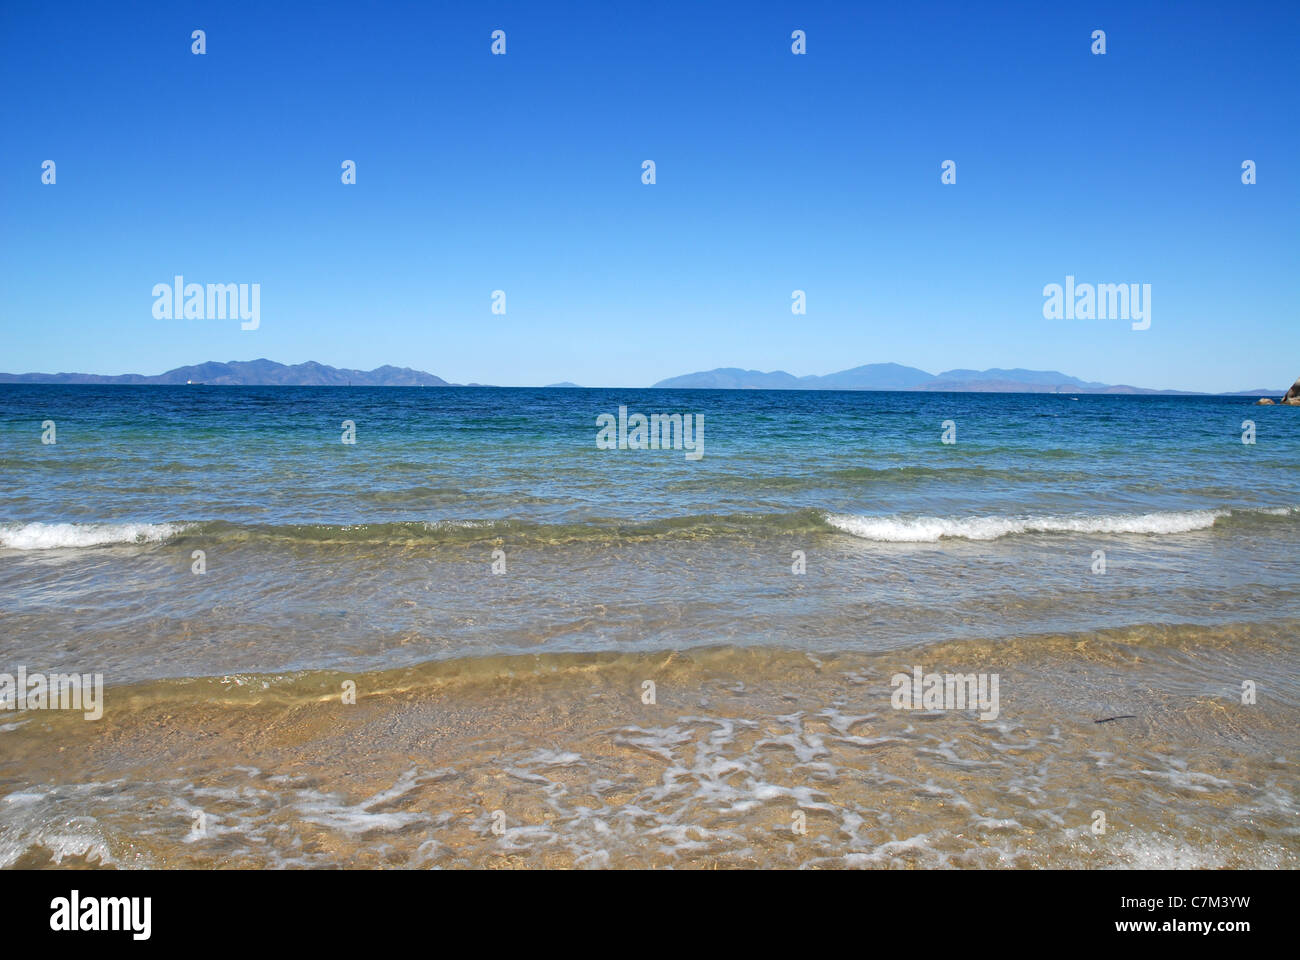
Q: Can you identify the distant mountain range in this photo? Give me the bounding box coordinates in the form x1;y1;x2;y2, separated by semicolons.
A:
652;364;1282;395
0;359;1284;395
0;359;449;387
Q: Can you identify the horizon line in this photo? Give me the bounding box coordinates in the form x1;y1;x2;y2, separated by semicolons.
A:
0;357;1293;397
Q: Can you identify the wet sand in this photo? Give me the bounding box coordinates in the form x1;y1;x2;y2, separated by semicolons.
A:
3;622;1295;869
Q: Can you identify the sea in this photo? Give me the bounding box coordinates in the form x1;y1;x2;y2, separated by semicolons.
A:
0;385;1296;868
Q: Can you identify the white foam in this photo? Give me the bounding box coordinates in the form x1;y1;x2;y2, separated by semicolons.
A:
0;521;187;550
825;509;1224;542
1109;834;1231;869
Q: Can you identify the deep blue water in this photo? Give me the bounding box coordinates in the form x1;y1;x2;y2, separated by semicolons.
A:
2;385;1295;535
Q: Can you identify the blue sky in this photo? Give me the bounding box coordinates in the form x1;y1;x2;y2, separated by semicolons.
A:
1;0;1296;391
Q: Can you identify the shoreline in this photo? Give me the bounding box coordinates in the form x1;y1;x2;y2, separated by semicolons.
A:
4;621;1296;869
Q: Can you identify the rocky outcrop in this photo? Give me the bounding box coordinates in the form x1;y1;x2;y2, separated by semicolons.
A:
1257;376;1299;405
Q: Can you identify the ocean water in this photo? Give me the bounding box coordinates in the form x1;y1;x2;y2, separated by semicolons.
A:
1;385;1297;868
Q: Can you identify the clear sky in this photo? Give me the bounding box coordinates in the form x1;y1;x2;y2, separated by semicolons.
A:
1;0;1296;391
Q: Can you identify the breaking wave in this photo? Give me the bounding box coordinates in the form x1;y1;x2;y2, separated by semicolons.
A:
824;508;1262;542
1;506;1294;550
0;521;190;550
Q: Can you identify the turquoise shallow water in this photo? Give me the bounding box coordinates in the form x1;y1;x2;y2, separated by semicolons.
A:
0;384;1297;680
